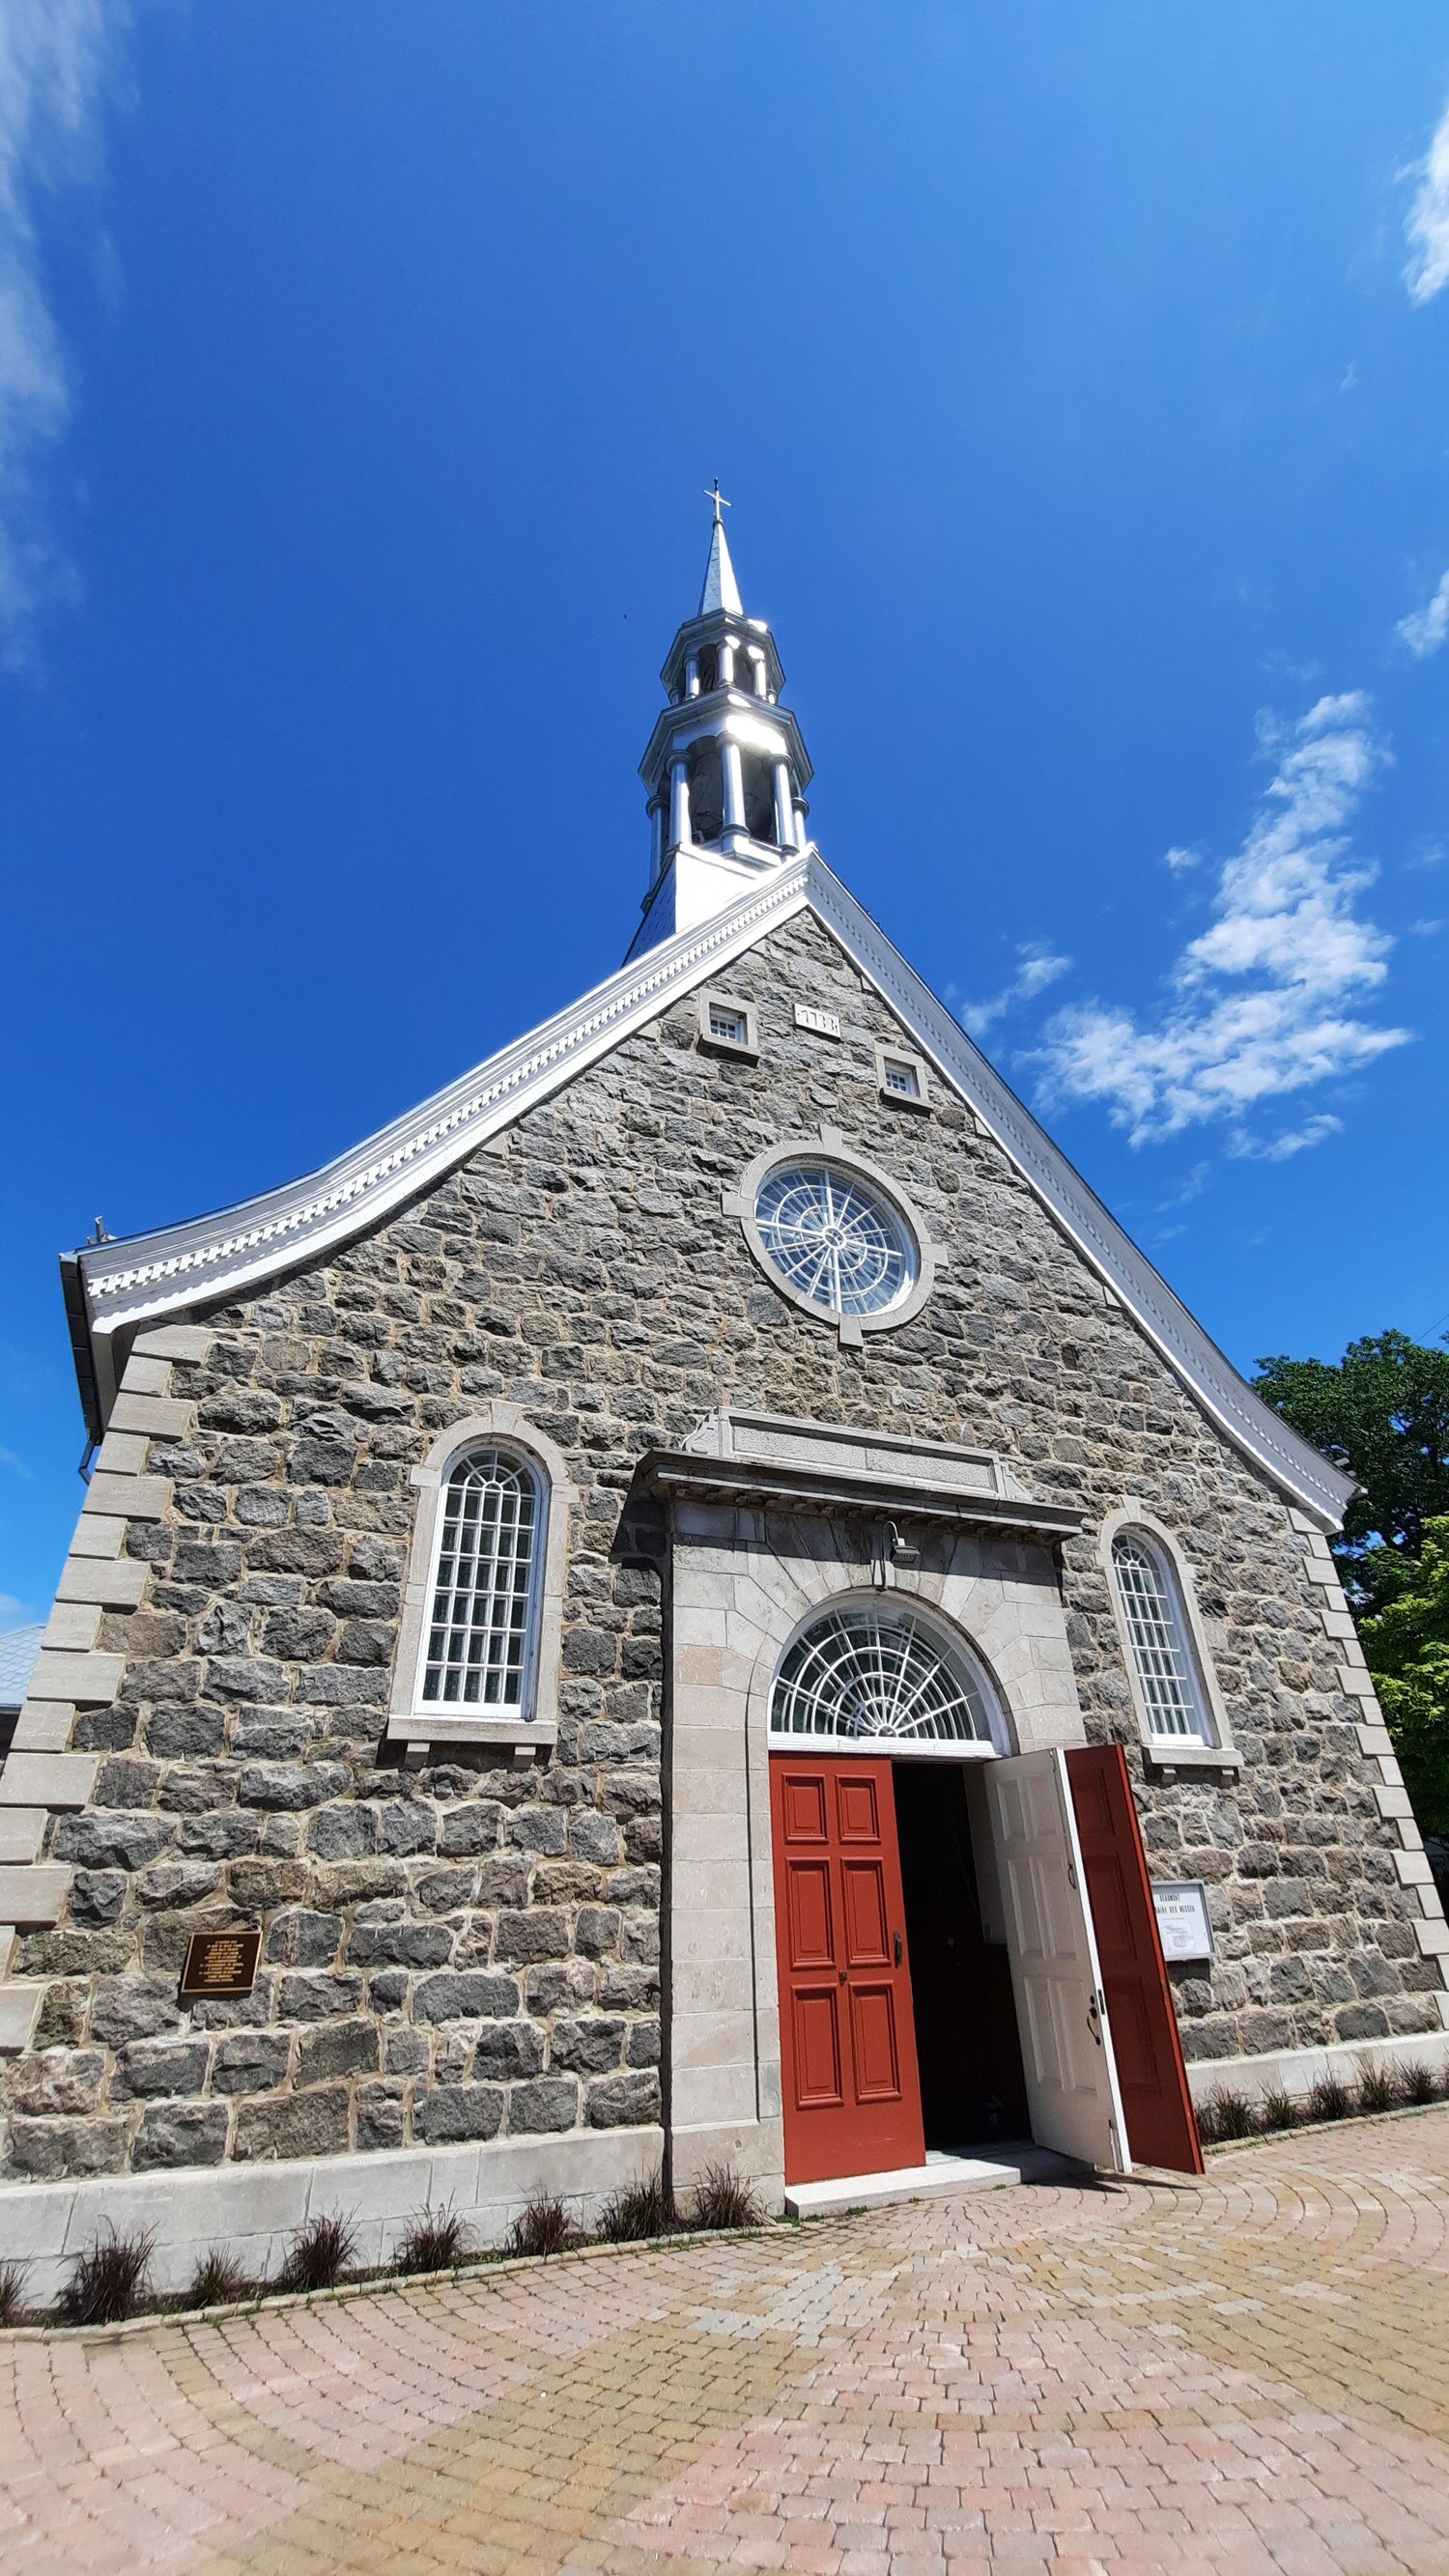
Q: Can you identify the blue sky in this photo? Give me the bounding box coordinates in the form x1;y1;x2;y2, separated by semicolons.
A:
3;3;1449;1628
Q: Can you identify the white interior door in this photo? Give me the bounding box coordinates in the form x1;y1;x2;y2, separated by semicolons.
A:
984;1749;1130;2171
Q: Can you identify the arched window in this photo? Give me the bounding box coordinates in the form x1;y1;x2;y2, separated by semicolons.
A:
1110;1532;1212;1743
770;1604;1007;1753
421;1448;544;1713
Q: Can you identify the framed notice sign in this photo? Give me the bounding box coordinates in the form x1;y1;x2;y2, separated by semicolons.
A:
1151;1880;1215;1963
180;1928;262;2000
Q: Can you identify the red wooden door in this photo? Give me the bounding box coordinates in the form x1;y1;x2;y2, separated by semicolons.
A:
770;1756;925;2186
1065;1744;1204;2174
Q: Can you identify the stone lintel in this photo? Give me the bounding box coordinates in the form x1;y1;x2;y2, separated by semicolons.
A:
645;1450;1083;1539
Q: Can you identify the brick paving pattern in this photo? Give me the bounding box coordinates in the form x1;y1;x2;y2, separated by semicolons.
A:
2;2110;1448;2574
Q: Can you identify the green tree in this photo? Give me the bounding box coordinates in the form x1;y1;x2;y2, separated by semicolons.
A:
1253;1330;1449;1610
1357;1520;1449;1842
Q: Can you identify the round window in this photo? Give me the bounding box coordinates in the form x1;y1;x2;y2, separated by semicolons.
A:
753;1160;918;1319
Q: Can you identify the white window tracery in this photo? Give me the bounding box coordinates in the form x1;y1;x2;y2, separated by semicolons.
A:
1111;1532;1211;1742
421;1447;544;1713
753;1162;917;1319
769;1604;1005;1751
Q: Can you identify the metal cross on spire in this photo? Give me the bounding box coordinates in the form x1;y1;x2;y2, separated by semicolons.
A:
705;478;731;524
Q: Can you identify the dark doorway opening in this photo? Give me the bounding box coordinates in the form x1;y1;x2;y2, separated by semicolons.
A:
894;1762;1030;2150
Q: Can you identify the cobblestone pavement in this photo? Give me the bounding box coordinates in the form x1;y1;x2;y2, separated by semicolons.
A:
3;2111;1449;2576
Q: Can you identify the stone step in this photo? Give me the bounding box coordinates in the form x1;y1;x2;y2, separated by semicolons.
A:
783;2143;1077;2220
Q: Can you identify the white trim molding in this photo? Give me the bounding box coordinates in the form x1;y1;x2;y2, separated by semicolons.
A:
385;1407;578;1757
66;853;1353;1525
722;1130;945;1348
1098;1505;1238;1772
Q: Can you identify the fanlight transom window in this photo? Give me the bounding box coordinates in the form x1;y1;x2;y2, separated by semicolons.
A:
754;1161;917;1318
1112;1534;1210;1741
771;1606;1004;1749
423;1448;543;1710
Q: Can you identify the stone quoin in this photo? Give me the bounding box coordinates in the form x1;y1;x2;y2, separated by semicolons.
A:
1;503;1444;2297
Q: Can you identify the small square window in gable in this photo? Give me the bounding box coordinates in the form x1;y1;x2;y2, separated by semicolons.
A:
874;1041;931;1111
697;991;759;1060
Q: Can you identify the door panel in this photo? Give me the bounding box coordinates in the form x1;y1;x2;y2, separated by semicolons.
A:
787;1861;835;1967
772;1757;925;2186
984;1749;1130;2171
1065;1743;1205;2174
793;1987;843;2103
841;1861;890;1963
851;1985;902;2096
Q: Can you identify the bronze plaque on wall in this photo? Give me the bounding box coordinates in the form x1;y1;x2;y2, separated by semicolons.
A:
180;1928;262;1999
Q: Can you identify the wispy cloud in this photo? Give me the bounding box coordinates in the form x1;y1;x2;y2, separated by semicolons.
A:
1405;94;1449;304
1162;845;1201;874
960;942;1072;1039
0;0;125;667
1033;694;1408;1151
1398;569;1449;658
1226;1115;1343;1162
0;1441;33;1479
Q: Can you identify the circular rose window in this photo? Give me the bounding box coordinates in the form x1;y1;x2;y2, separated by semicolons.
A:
753;1160;918;1319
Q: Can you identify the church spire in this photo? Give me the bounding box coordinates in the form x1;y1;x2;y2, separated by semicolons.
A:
698;481;743;615
626;496;814;962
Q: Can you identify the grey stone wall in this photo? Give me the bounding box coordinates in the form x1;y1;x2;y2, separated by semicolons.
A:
4;910;1439;2179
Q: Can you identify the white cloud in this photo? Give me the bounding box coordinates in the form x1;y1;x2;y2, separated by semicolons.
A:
1398;569;1449;658
1162;845;1201;874
1226;1116;1343;1162
960;942;1072;1039
1033;694;1409;1150
0;0;125;667
1405;95;1449;303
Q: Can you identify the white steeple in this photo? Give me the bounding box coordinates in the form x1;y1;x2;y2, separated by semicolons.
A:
626;495;813;961
698;481;744;615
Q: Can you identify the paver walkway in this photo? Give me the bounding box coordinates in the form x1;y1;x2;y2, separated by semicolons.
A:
2;2110;1448;2575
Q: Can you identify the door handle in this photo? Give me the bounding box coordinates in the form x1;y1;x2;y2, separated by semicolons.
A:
894;1933;903;1967
1086;1992;1103;2048
838;1969;847;1984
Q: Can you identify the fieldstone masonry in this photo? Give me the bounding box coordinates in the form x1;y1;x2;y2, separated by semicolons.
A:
3;910;1446;2190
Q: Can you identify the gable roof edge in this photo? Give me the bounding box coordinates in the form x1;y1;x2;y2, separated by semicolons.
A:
805;862;1352;1529
68;851;1350;1525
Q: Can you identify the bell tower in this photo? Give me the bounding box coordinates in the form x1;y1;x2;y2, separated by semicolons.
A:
627;488;814;959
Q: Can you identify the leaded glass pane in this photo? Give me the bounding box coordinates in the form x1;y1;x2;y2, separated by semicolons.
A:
770;1607;1000;1746
753;1162;917;1317
422;1449;540;1708
1113;1536;1208;1741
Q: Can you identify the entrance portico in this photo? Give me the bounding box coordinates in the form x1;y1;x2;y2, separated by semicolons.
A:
651;1407;1142;2204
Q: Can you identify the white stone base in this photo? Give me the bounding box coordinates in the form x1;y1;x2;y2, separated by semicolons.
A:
0;2123;665;2308
1184;2026;1449;2110
783;2143;1070;2220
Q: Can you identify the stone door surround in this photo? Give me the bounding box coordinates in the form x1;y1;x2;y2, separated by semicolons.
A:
651;1410;1090;2202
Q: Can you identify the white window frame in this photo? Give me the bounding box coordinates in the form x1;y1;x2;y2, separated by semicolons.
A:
766;1593;1012;1760
1099;1505;1238;1771
722;1128;947;1347
386;1406;577;1757
873;1040;932;1112
697;990;758;1060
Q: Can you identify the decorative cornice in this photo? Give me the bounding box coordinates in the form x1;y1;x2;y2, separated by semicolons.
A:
646;1449;1085;1539
76;863;813;1334
69;849;1352;1525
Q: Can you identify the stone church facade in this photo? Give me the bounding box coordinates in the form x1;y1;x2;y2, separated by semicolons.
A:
2;512;1445;2291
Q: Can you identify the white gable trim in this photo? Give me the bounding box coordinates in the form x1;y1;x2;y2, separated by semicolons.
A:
71;855;1351;1525
803;866;1352;1528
